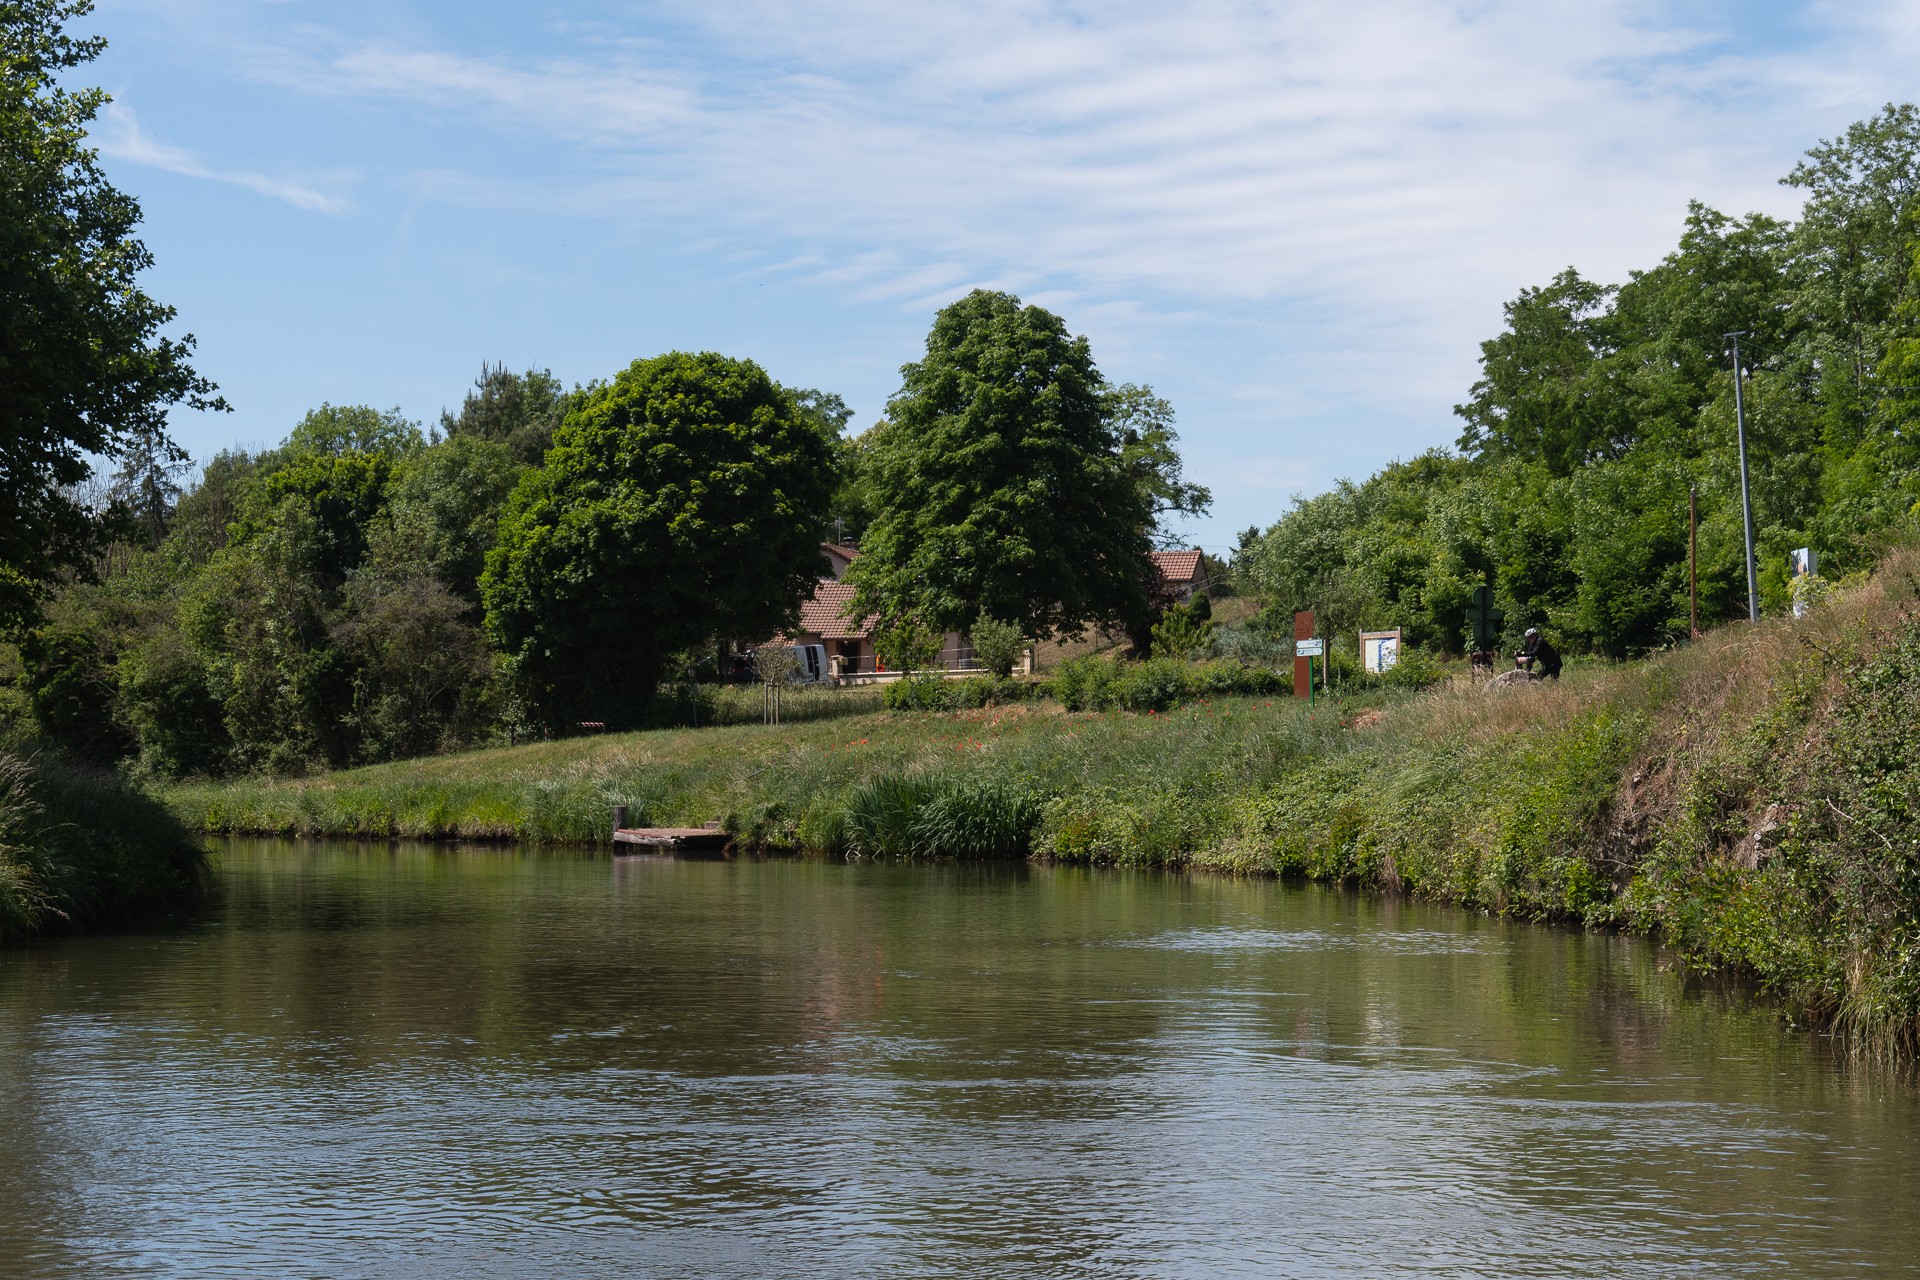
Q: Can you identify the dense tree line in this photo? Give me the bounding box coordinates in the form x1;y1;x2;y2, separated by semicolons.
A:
7;302;1202;777
5;360;843;772
1240;105;1920;658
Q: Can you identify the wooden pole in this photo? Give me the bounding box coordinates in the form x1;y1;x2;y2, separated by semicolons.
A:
1293;610;1315;700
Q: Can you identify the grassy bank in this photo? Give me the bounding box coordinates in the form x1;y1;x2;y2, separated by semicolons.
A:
0;755;211;945
169;549;1920;1049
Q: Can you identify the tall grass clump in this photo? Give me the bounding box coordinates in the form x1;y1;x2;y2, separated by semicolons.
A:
836;773;1040;859
912;779;1040;859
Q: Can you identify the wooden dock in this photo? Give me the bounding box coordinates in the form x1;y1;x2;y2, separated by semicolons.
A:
611;825;730;853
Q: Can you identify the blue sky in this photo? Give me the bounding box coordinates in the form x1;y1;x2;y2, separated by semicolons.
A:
88;0;1918;551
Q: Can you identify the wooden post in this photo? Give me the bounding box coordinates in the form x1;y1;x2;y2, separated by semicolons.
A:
1293;610;1315;699
612;805;628;840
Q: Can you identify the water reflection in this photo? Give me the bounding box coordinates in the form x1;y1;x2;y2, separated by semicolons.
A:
1;840;1916;1278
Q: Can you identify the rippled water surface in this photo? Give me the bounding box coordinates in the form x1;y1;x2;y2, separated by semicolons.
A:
3;841;1918;1278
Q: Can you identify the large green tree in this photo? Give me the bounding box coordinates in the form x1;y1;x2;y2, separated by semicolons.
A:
848;290;1160;640
439;363;573;467
481;352;837;727
0;0;221;628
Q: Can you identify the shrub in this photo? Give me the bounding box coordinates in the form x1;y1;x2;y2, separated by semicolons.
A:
968;615;1026;678
1189;660;1286;699
884;674;959;711
1047;655;1125;711
1038;784;1214;865
1214;622;1285;666
1151;597;1216;660
1048;655;1284;712
1369;646;1447;692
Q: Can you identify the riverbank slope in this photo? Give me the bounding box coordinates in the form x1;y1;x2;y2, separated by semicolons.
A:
169;548;1920;1048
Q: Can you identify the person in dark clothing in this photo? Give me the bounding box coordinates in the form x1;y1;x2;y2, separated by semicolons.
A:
1518;628;1561;679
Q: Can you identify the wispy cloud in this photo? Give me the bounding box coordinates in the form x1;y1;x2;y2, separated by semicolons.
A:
99;103;352;214
228;1;1912;320
110;0;1920;518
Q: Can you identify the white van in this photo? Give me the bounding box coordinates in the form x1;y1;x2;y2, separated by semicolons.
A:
788;643;829;685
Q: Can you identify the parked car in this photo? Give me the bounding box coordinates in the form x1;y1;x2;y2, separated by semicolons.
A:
788;643;830;684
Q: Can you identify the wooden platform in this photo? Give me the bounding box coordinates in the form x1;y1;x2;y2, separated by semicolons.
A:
612;826;731;853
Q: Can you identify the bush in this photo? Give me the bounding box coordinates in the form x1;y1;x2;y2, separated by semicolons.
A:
884;674;960;711
968;615;1026;678
883;674;1036;712
1038;784;1215;865
1046;655;1285;712
1150;597;1216;660
1047;655;1126;711
1214;622;1285;666
1369;646;1447;692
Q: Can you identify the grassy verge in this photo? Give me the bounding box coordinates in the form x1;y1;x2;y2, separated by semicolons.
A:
167;547;1920;1050
0;754;211;945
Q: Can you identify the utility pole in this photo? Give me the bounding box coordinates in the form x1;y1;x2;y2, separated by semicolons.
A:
1688;484;1699;640
1726;331;1760;622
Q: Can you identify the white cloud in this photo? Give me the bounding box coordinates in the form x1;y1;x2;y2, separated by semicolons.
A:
120;0;1920;513
99;103;352;213
226;1;1909;322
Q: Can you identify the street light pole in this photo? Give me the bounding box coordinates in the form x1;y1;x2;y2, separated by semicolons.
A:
1688;483;1699;640
1727;331;1759;622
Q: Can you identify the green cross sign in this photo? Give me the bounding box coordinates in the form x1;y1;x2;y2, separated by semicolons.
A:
1466;585;1504;651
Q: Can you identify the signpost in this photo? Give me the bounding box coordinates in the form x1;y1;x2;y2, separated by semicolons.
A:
1295;637;1323;707
1466;585;1503;681
1293;611;1316;702
1466;586;1502;649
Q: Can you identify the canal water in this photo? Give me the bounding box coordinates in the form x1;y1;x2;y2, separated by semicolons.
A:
2;841;1916;1279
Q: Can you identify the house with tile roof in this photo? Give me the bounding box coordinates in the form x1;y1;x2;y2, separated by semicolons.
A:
779;544;977;681
1151;549;1208;603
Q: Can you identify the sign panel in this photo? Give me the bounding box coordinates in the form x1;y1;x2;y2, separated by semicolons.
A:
1295;638;1324;658
1360;629;1401;674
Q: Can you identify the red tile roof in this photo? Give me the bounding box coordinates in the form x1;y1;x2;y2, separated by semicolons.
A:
1152;549;1205;586
795;580;876;640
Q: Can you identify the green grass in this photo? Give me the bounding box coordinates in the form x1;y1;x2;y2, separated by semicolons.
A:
0;754;211;945
168;694;1340;850
164;547;1920;1052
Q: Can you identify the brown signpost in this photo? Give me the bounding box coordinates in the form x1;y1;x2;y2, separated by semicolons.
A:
1293;610;1315;699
